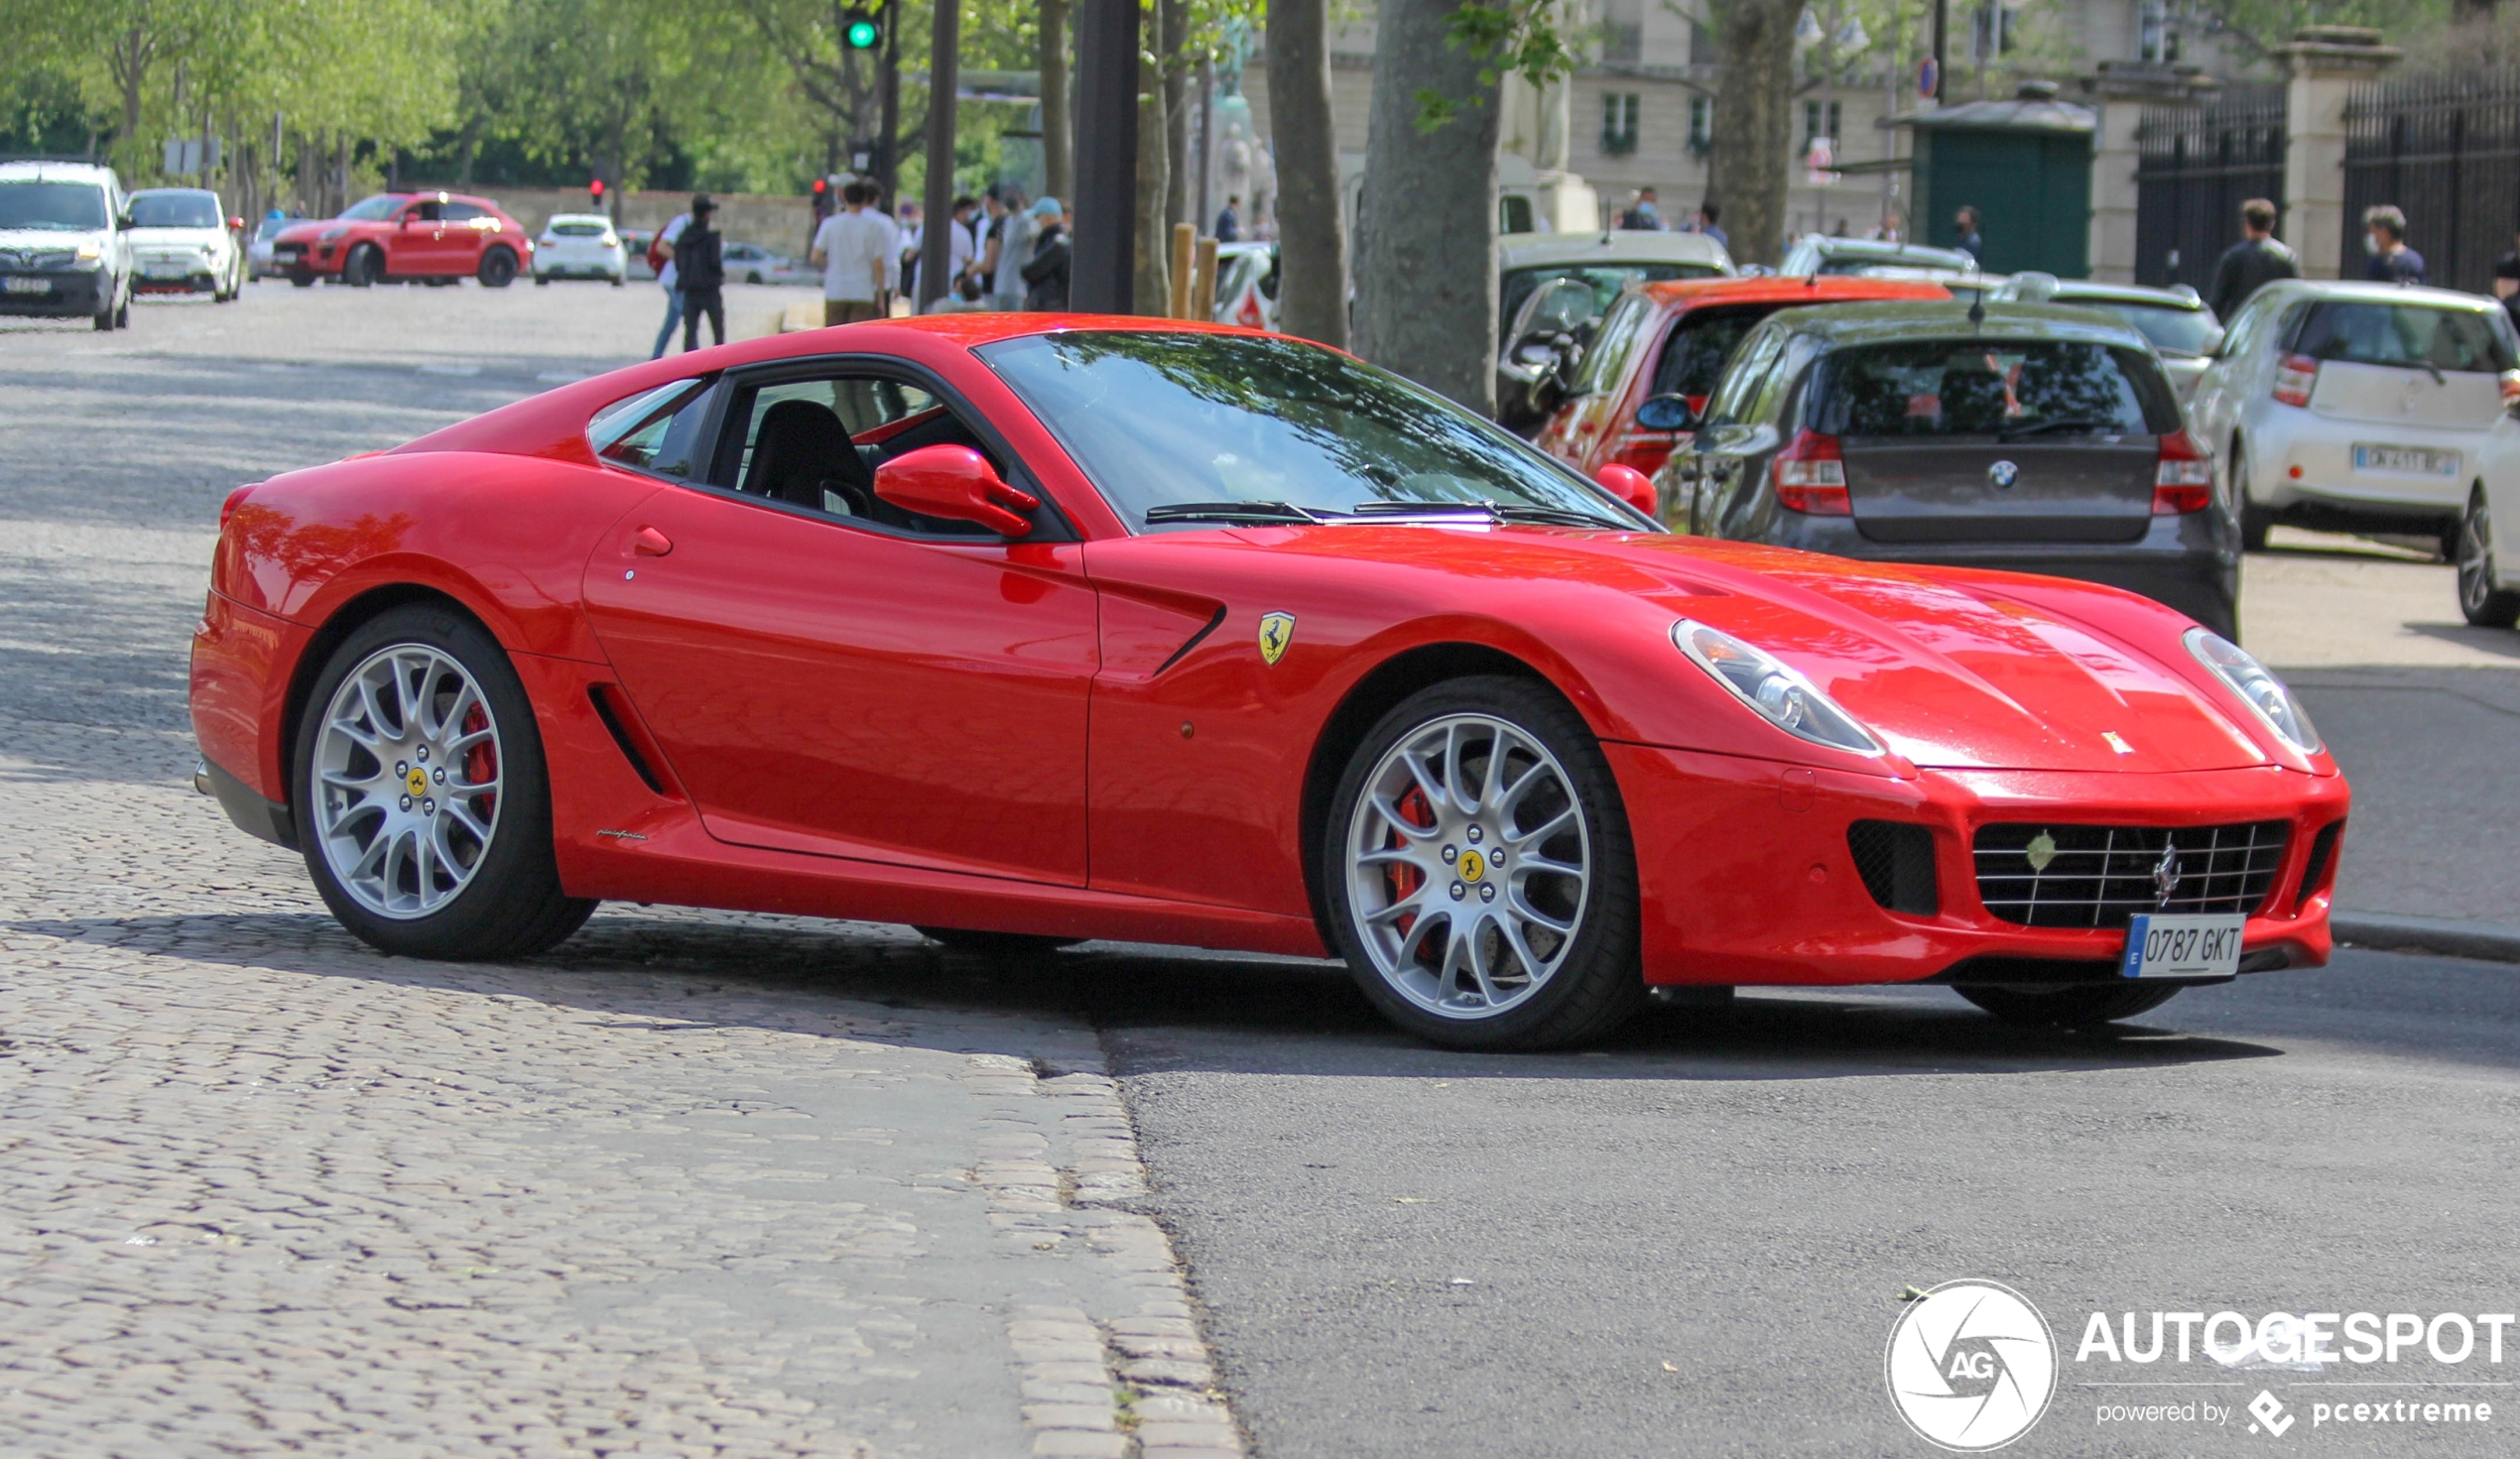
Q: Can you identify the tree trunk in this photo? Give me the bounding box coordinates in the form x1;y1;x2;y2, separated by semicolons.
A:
920;0;964;309
1268;0;1346;347
1354;0;1500;413
1039;0;1071;203
1133;49;1171;313
1161;0;1191;227
1707;0;1800;269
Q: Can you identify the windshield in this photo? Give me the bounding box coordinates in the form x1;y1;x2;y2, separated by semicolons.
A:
1499;263;1718;345
0;181;109;232
978;331;1643;531
130;191;221;229
552;221;607;238
1814;243;1974;275
1651;305;1777;401
1812;340;2179;438
2078;301;2221;356
2291;302;2515;373
339;194;408;222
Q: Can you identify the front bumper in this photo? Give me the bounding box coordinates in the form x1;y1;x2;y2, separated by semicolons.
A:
135;264;219;293
270;241;343;280
1612;743;2346;988
0;269;108;316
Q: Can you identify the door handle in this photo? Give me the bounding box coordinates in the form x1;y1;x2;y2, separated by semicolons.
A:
632;527;673;556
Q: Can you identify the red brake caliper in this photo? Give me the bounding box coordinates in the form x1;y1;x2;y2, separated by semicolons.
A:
462;704;496;820
1387;786;1432;951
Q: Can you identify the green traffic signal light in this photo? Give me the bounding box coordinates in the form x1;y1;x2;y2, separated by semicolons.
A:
843;12;880;49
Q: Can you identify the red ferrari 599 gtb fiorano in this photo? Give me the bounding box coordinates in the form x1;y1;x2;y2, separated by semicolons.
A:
190;315;2347;1048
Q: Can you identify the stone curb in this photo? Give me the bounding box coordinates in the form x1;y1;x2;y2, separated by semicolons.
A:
2332;912;2520;965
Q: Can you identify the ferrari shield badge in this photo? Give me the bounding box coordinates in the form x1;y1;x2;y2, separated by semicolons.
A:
2024;831;2058;873
1257;611;1297;666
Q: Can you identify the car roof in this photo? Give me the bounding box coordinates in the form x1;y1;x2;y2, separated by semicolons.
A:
0;161;116;185
2049;281;2204;309
1638;275;1953;311
1499;230;1731;271
2256;278;2503;311
1798;236;1976;268
1763;300;2150;348
130;185;217;199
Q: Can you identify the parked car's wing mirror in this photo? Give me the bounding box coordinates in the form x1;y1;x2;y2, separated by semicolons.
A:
1634;394;1698;432
1594;463;1658;519
872;445;1039;537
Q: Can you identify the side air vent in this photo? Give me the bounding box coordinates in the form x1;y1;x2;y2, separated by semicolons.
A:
1848;820;1939;916
2295;819;2344;912
586;684;667;794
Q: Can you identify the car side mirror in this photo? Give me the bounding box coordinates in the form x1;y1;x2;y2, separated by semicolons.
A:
1634;394;1698;432
872;444;1040;537
117;212;136;230
1594;463;1659;519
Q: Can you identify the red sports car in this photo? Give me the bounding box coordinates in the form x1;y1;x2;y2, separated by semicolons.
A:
270;190;533;289
1536;275;1953;487
190;315;2346;1049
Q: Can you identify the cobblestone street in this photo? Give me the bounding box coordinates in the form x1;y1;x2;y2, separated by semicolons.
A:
0;289;1240;1458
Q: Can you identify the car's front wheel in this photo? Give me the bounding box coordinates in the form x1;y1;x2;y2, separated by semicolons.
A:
345;244;381;287
294;604;594;960
1955;983;2183;1028
2457;487;2520;629
1323;676;1644;1050
478;247;519;288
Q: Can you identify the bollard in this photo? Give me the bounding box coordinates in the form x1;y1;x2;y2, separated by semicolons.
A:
1192;235;1218;324
1169;221;1196;318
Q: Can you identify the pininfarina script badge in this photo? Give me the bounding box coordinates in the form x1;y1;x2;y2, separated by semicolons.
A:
1257;611;1296;666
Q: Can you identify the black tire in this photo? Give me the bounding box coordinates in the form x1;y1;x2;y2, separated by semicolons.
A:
292;603;595;960
1322;675;1645;1050
746;271;764;285
1954;983;2184;1028
291;274;315;288
346;244;380;288
2457;487;2520;629
93;297;114;330
478;247;518;288
2234;449;2272;551
915;926;1086;956
113;290;130;328
610;274;625;288
534;274;550;286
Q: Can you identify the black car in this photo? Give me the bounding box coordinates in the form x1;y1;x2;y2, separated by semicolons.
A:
1660;301;2237;638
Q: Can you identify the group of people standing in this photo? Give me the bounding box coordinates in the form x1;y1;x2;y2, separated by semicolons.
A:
644;182;1075;360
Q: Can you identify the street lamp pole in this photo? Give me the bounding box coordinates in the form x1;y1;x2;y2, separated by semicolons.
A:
1071;0;1139;311
918;0;963;311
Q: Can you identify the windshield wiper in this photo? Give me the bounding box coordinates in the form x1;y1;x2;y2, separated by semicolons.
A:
1999;419;2126;441
1143;500;1328;525
1347;499;1623;529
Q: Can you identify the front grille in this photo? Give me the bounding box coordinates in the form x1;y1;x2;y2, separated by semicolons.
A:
3;250;75;272
1848;820;1939;915
1973;820;2289;928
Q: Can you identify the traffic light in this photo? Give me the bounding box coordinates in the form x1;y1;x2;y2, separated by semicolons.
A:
589;178;606;207
842;8;881;50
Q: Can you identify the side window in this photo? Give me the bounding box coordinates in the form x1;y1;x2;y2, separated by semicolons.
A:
1758;336;1826;428
441;201;487;224
590;378;714;478
2271;301;2312;355
711;369;1021;540
1571;295;1651;396
1702;322;1788;426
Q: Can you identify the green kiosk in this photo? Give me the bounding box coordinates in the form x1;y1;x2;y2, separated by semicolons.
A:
1903;80;2094;278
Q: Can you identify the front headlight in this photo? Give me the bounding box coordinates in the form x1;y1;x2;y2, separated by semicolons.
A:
74;240;102;265
320;224;348;242
1671;619;1885;756
2185;628;2321;754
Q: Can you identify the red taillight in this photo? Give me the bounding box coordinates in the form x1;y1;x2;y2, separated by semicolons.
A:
2501;369;2520;406
2153;427;2212;514
1773;428;1849;515
219;485;255;531
2272;352;2318;408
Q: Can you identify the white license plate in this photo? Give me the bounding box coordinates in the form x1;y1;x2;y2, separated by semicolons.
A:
273;248;300;261
2121;912;2247;979
2352;443;2458;477
142;264;190;280
2;276;50;294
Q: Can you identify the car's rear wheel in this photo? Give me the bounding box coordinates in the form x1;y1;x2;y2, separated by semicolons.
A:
1954;983;2183;1028
534;273;550;286
2457;488;2520;629
2233;446;2272;551
295;604;594;960
291;274;315;288
1323;676;1645;1050
478;247;518;288
346;244;380;287
915;927;1085;956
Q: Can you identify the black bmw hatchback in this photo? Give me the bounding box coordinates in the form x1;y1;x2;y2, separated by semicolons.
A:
1662;302;2238;638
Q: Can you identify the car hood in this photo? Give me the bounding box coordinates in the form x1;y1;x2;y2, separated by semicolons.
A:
277;221;335;243
0;228;105;251
1231;525;2280;776
130;227;225;246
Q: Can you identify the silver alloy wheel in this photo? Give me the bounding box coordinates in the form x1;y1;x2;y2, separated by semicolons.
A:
312;643;504;920
1344;713;1591;1020
2458;495;2499;617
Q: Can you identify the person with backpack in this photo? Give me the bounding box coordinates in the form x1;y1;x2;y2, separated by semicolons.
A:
1020;196;1069;311
648;206;692;360
676;195;726;353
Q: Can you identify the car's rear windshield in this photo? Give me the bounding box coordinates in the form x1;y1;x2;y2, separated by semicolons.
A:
339;194;407;222
130;192;221;228
2078;301;2220;357
1499;263;1720;344
552;221;607;237
977;331;1634;531
0;181;108;232
1816;245;1973;275
2289;301;2515;373
1650;305;1775;401
1810;339;2179;438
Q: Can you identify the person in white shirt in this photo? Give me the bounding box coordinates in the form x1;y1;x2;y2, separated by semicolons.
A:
648;209;692;360
809;181;893;325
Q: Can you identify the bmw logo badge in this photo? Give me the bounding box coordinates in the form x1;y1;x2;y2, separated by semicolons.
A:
1987;459;2020;489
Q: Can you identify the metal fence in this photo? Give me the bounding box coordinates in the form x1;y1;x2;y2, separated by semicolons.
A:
2134;85;2288;300
2341;70;2520;295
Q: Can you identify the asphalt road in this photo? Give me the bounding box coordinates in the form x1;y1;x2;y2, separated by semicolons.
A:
6;284;2516;1457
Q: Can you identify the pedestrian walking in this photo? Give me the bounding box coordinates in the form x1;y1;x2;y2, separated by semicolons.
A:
810;181;892;326
1618;187;1664;230
648;205;693;360
1692;200;1727;252
1215;194;1242;243
2363;205;2426;285
2207;197;2298;322
1021;196;1070;311
896;200;923;303
676;195;726;353
946;195;981;304
1953;205;1983;265
980;185;1035;311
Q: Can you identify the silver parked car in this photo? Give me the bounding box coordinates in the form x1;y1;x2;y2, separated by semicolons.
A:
2036;281;2223;407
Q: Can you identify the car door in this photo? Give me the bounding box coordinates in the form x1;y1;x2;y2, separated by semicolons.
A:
436;201;493;274
385;199;451;274
577;360;1098;886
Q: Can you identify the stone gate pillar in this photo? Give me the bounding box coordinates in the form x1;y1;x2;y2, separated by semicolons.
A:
2279;27;2400;280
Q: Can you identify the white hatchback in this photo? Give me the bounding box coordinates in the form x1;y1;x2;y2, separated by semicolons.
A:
533;212;626;285
2189;280;2520;555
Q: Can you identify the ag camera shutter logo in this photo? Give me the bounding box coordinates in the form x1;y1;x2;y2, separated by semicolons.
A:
1885;1279;2058;1450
